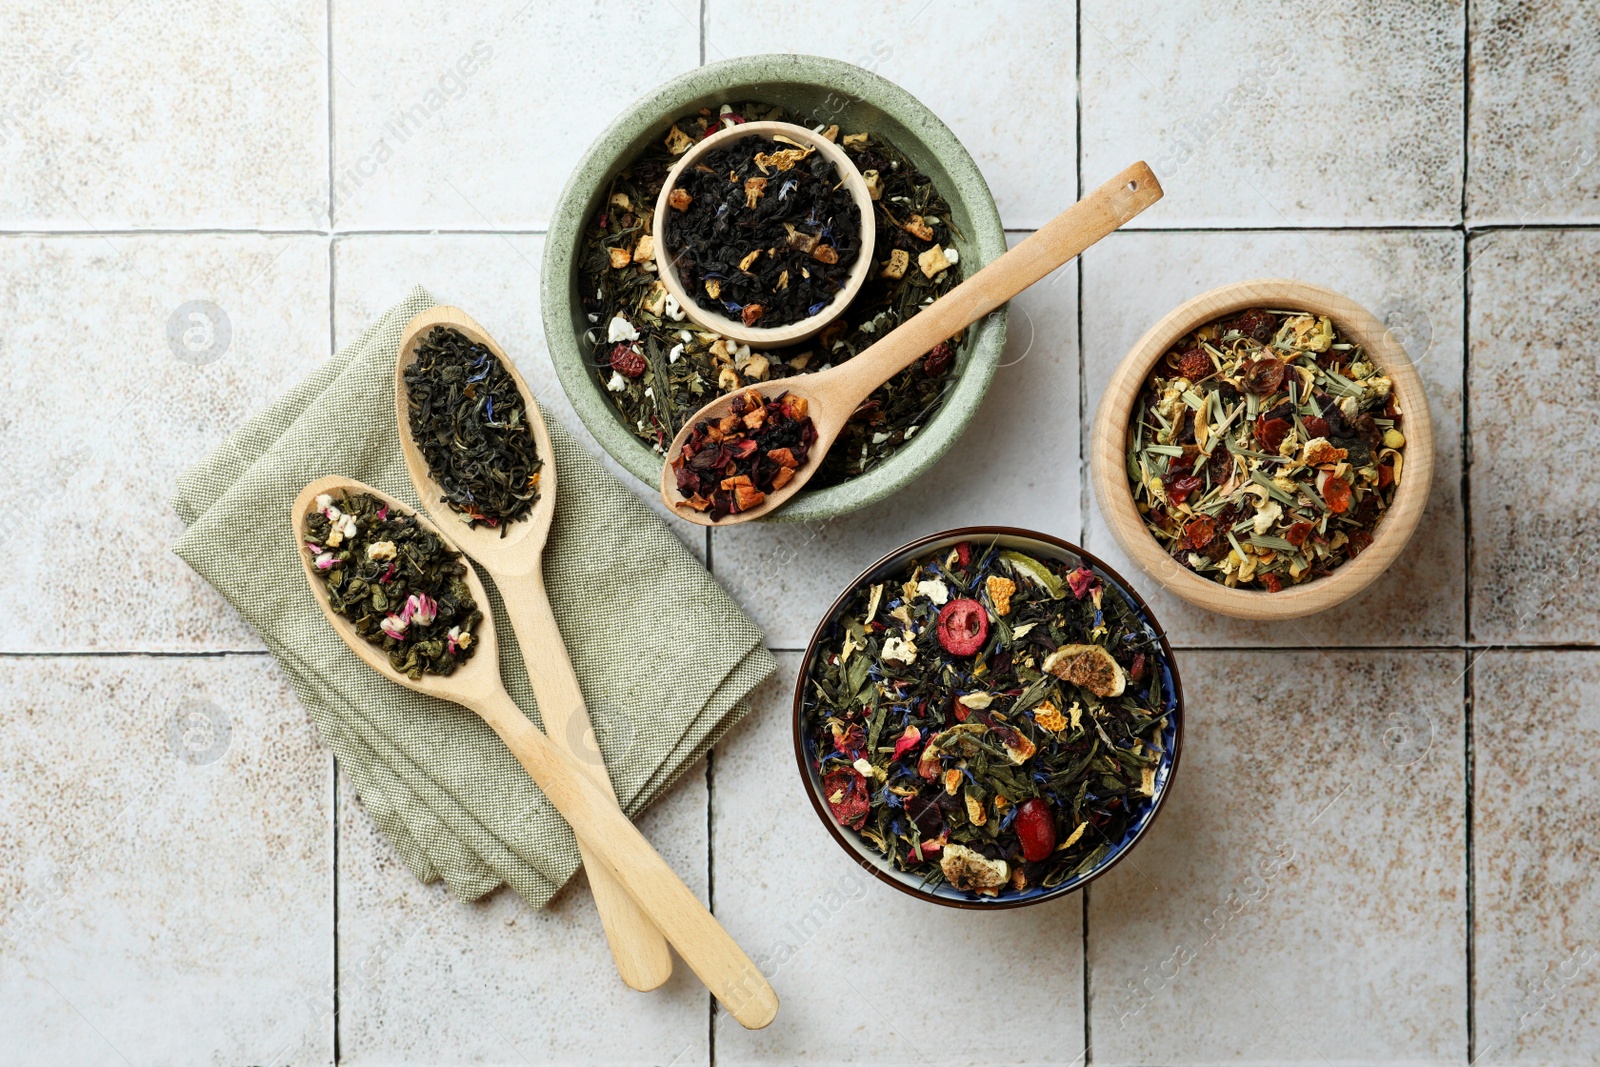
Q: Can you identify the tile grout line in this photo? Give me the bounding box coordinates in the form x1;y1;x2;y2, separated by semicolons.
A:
326;0;340;1056
1460;7;1475;1055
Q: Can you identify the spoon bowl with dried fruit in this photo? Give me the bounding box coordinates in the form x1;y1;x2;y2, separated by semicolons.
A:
394;305;676;993
659;162;1164;525
653;120;876;347
292;477;778;1028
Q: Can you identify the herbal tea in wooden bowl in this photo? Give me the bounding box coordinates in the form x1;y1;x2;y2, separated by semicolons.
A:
1091;279;1434;621
793;529;1182;909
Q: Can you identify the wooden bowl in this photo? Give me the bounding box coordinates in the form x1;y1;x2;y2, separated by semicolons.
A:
652;119;876;348
1090;279;1435;621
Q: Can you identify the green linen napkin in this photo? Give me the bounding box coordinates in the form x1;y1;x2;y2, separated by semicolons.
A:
171;286;776;906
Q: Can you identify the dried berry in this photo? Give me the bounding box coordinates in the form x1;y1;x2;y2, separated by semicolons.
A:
1240;355;1286;395
822;768;870;830
923;340;955;377
1178;348;1213;381
1166;474;1203;505
609;343;647;378
1255;417;1291;453
1015;798;1057;862
1322;475;1353;513
936;598;989;657
1183;516;1216;550
1230;308;1278;342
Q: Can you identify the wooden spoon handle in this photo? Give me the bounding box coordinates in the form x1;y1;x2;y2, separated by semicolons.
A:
495;568;674;993
463;686;779;1030
831;161;1163;402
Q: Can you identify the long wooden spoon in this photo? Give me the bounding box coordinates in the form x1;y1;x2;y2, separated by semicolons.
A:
659;161;1164;525
393;306;673;992
291;477;778;1029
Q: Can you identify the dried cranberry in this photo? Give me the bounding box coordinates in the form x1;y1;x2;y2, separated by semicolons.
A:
936;598;989;657
923;340;955;377
610;343;646;378
1015;798;1057;862
1240;356;1286;395
1129;651;1149;683
954;541;972;568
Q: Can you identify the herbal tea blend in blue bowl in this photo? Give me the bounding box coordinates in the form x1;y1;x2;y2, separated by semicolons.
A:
793;528;1182;908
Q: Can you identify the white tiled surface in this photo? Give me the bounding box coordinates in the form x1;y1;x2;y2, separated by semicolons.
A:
1;1;1596;1064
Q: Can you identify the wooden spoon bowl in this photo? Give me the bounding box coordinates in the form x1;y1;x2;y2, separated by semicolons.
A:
1089;279;1435;620
290;477;778;1028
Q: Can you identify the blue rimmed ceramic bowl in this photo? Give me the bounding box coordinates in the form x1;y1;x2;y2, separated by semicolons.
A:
792;527;1183;909
541;53;1007;523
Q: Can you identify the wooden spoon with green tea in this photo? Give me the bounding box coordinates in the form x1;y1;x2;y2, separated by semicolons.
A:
392;306;673;993
659;161;1164;525
291;477;778;1029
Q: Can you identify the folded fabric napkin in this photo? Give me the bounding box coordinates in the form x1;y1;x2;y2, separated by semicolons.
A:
172;286;775;906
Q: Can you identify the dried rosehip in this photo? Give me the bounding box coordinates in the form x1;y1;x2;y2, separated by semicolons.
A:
1303;415;1331;439
1166;474;1203;505
923;340;955;377
1240;356;1286;395
1377;462;1394;489
1015;798;1057;862
936;598;989;657
1183;516;1216;550
1255;417;1291;453
1322;475;1353;514
1284;521;1314;547
1231;308;1277;342
1260;572;1285;593
1177;348;1212;381
1349;529;1374;555
610;343;646;378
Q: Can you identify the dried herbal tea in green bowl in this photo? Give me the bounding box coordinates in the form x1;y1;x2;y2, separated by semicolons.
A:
404;325;542;534
662;134;863;329
304;490;483;680
1125;308;1408;592
798;537;1179;902
580;101;966;489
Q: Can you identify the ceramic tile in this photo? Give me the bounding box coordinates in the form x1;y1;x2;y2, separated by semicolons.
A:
0;0;327;229
705;0;1076;229
1468;230;1600;645
331;232;706;558
712;652;1086;1066
0;655;334;1066
329;0;698;230
1080;229;1466;646
1467;0;1600;224
335;760;710;1065
0;234;330;653
1080;0;1465;227
1473;651;1600;1064
711;250;1079;651
1086;650;1467;1065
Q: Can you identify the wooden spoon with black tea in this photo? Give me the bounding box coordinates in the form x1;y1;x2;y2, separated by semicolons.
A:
393;306;673;993
659;161;1164;524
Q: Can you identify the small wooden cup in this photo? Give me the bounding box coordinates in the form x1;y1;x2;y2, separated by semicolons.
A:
1090;279;1434;620
652;120;876;348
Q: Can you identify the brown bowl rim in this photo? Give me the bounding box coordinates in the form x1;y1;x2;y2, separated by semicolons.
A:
1089;278;1436;621
652;119;877;347
789;525;1185;910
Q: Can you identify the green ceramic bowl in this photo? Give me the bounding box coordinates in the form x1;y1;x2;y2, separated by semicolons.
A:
542;53;1007;523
